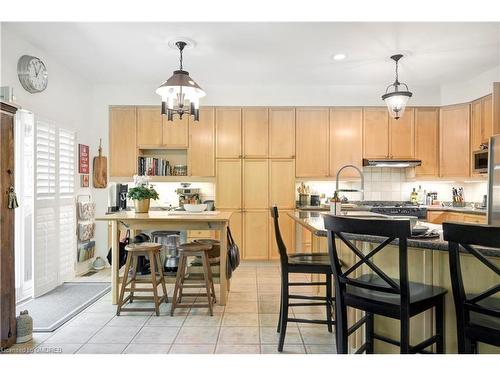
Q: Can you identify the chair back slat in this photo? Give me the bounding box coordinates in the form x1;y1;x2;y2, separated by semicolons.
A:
270;206;288;265
323;214;411;300
443;222;500;324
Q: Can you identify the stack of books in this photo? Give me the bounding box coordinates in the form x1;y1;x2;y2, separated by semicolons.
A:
138;156;171;176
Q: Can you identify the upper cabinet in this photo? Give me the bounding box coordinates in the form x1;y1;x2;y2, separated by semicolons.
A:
269;107;295;158
415;108;439;177
329;107;363;177
471;94;493;151
109;106;137;177
216;158;242;209
269;159;296;208
363;108;389;158
389;108;415;158
188;107;215;177
136;106;188;148
295;108;329;177
243;107;269;158
216;107;242;158
440;104;470;178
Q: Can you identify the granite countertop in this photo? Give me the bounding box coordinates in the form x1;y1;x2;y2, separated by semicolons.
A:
289;210;500;258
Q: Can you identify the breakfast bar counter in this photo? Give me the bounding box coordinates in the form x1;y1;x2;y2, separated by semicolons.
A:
288;210;500;354
96;211;233;306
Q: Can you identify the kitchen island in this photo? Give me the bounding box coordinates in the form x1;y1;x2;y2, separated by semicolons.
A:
96;211;233;306
288;210;500;354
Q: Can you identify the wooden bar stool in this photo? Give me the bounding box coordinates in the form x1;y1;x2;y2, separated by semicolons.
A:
170;243;216;316
117;242;168;317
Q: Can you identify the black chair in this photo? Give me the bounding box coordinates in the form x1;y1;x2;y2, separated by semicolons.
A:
442;222;500;353
323;215;447;354
271;206;335;352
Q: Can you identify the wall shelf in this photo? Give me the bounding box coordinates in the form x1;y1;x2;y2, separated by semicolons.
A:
110;176;215;183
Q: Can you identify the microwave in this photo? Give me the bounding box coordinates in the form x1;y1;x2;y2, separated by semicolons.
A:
473;149;488;174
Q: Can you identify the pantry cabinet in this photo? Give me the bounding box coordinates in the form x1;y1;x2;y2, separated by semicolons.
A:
440;104;470;177
363;108;389;159
216;159;242;209
269;107;295;158
415;108;439;177
295;108;329;177
136;106;188;148
216;107;242;158
269;159;296;208
109;106;137;177
390;108;415;158
329;107;363;177
226;209;243;251
243;107;269;158
269;210;295;260
243;159;269;209
243;210;269;260
188;107;215;177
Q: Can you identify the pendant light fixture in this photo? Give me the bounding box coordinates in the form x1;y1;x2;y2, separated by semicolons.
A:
156;41;206;122
381;54;413;120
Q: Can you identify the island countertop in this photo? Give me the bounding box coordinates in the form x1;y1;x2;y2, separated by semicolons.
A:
288;210;500;257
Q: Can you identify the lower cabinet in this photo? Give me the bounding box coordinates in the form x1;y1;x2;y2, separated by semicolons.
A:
427;210;486;224
269;210;295;260
243;210;269;260
227;210;243;252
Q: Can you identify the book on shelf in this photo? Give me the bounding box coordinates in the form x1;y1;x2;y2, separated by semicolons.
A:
137;156;171;176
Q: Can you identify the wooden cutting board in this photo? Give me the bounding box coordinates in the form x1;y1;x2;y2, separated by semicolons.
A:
93;139;107;188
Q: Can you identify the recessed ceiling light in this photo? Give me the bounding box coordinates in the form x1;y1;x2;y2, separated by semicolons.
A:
332;53;347;61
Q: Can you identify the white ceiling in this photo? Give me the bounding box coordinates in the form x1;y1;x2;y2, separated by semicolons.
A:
4;22;500;87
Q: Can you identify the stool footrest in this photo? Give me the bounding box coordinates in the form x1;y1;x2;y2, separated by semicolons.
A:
178;284;207;289
125;287;157;292
289;294;329;301
288;318;334;325
289;302;328;307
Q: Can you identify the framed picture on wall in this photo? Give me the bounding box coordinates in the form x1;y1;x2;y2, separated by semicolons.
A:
80;174;89;188
79;144;90;174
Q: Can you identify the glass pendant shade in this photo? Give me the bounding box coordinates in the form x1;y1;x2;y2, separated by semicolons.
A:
381;54;413;120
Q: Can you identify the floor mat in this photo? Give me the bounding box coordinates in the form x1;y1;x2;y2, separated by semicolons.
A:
16;282;111;332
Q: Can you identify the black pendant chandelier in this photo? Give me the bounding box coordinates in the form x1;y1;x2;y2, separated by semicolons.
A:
381;54;413;120
156;41;206;121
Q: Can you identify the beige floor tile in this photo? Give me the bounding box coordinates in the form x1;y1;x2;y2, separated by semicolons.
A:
145;314;186;327
85;301;121;314
184;312;223;326
175;326;220;344
76;343;127;354
123;343;171;354
132;326;180;344
33;343;83;354
88;325;141;344
227;291;258;302
45;325;102;344
218;326;260;345
260;326;303;344
258;300;280;313
215;344;261;354
67;312;115;327
299;326;336;345
225;301;258;313
107;314;151;326
305;344;337;354
229;284;258;292
221;312;259;327
189;304;225;315
169;344;215;354
261;344;306;354
292;305;327;315
259;314;285;327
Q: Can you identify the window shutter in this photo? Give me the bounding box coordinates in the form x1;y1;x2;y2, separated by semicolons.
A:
35;121;56;199
59;129;76;198
59;204;76;282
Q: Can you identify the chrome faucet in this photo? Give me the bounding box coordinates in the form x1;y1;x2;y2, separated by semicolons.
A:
335;164;365;201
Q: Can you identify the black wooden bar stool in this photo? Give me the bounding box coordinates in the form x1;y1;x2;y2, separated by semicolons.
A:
271;206;337;352
323;215;447;354
117;242;168;316
443;222;500;353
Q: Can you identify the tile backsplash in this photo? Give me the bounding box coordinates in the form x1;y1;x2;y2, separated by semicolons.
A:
297;167;488;204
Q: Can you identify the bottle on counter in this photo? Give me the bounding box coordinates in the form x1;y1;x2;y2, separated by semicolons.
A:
410;188;418;204
416;185;424;204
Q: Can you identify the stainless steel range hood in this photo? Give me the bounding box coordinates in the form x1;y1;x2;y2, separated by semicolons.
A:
362;158;422;168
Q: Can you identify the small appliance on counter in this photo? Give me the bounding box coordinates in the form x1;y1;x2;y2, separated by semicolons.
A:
107;182;128;212
176;183;201;209
310;194;321;206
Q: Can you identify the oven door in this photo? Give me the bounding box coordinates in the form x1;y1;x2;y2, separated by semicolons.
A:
473;150;488;174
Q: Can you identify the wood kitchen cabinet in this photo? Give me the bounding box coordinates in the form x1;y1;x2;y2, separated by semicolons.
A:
243;159;269;209
188;107;215;176
440;104;471;177
427;210;485;224
216;159;242;209
162;116;188;148
329;107;363;177
390;107;415;158
269;107;295;158
243;210;269;260
415;107;439;177
295;108;329;177
216;107;242;158
136;106;188;148
363;108;389;159
269;210;295;259
228;210;243;250
109;106;137;177
243;107;268;158
471;94;493;151
269;159;296;208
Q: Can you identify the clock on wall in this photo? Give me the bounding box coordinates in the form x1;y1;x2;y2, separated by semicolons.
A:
17;55;48;93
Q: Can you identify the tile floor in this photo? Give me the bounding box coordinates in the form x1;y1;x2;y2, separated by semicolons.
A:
5;261;336;354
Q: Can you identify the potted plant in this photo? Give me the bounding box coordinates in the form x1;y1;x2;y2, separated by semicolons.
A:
128;175;159;213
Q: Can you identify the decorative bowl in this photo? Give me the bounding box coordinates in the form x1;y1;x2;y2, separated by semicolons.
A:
183;204;208;213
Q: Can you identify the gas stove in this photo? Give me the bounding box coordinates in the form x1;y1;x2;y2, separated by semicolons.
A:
368;202;427;219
